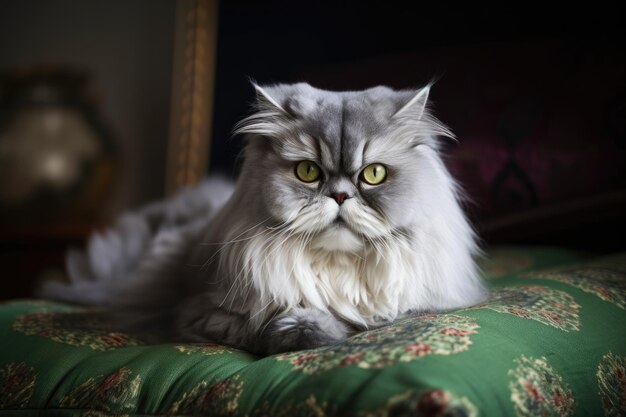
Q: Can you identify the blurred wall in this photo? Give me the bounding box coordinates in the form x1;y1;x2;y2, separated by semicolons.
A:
0;0;176;215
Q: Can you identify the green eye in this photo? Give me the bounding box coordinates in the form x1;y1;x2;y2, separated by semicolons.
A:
295;161;321;183
361;163;387;185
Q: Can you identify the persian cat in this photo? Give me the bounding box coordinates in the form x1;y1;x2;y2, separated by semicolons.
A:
42;83;486;354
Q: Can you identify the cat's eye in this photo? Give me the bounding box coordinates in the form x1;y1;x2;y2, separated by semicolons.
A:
295;161;321;183
360;163;387;185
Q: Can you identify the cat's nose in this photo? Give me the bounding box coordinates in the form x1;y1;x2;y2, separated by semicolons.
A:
331;193;349;205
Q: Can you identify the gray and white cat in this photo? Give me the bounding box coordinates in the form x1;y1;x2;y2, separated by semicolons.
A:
42;83;486;354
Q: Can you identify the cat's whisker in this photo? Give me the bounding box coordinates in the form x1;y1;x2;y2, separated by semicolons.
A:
349;251;366;262
203;216;273;246
258;306;282;337
370;236;390;265
203;222;291;276
217;224;281;304
247;298;275;324
231;226;288;299
391;228;412;243
222;250;250;310
221;226;285;311
240;280;254;310
232;226;289;310
198;227;270;246
265;226;300;262
283;237;302;288
199;217;276;271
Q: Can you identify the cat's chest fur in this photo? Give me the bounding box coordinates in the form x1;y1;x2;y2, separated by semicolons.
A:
298;243;408;327
224;224;417;328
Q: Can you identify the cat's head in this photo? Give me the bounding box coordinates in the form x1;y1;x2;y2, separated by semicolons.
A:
234;82;458;252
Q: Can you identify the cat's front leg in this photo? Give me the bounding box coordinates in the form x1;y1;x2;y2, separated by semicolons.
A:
260;308;352;354
175;294;259;351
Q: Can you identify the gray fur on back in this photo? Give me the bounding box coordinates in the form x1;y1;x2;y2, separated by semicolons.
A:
40;177;234;306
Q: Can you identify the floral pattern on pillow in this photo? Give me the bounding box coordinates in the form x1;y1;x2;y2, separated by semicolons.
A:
508;355;575;417
359;389;477;417
277;314;478;374
596;352;626;417
0;362;36;408
527;266;626;310
469;286;581;331
168;375;243;416
58;368;141;413
175;343;235;356
13;310;142;350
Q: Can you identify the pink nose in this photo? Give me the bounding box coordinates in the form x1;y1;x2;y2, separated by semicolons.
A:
332;193;348;205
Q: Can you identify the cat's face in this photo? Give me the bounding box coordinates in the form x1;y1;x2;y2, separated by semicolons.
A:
237;83;452;251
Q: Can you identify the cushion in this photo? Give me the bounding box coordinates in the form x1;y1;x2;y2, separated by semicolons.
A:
1;247;625;416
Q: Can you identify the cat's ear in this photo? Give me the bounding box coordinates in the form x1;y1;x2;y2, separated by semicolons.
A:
252;82;288;114
233;82;291;138
393;86;430;120
391;85;455;143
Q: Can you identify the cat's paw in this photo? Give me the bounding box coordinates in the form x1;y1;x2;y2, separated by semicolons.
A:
263;308;349;354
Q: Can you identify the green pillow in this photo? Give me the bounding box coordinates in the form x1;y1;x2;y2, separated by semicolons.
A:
0;247;624;416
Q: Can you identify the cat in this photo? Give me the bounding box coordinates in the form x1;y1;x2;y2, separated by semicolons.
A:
41;82;486;355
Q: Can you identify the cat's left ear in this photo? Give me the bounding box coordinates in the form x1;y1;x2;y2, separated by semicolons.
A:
393;86;430;120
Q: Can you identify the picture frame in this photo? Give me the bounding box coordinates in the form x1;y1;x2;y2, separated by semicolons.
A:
166;0;218;196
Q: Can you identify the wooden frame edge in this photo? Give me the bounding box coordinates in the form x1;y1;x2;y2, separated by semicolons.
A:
165;0;218;195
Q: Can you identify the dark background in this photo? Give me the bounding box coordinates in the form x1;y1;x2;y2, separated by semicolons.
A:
211;2;624;172
0;1;624;299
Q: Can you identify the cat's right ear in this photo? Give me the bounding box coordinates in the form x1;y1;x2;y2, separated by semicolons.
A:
252;82;288;114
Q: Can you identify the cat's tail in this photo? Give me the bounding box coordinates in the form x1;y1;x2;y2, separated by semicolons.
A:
39;177;235;306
